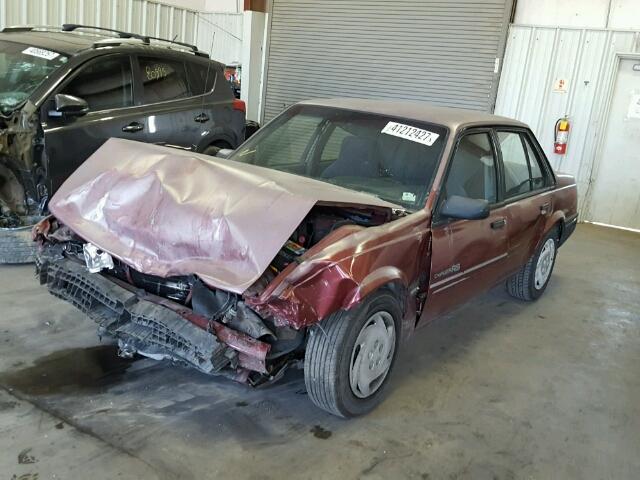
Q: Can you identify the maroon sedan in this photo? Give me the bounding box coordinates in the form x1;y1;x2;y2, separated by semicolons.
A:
34;99;578;417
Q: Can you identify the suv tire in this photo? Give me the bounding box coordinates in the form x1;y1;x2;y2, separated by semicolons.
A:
304;290;401;417
506;228;559;301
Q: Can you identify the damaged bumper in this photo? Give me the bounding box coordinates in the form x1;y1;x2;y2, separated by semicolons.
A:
36;254;271;381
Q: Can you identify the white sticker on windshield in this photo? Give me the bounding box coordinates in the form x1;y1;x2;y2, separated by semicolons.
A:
22;46;59;61
402;192;417;203
381;121;440;146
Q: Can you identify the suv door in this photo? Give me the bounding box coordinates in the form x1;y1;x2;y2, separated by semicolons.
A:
133;55;237;151
420;130;510;323
494;129;554;274
43;54;146;192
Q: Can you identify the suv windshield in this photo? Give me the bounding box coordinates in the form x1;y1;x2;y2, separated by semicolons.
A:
0;40;68;114
230;105;447;209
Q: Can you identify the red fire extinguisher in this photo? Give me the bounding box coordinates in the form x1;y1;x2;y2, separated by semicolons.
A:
554;117;570;155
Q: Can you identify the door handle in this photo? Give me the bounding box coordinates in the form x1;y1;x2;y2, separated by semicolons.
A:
540;202;551;215
490;218;507;229
194;113;210;123
122;122;144;133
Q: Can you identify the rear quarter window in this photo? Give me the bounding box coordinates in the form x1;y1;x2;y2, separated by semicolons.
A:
187;61;218;95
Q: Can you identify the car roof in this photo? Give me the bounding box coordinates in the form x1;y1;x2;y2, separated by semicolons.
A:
299;98;528;131
0;30;103;55
0;29;212;61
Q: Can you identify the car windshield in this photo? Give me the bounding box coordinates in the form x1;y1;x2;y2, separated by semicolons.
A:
230;105;447;210
0;40;68;115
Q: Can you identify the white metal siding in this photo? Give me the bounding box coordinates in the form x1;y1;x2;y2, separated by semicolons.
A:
495;25;640;213
262;0;514;122
196;12;243;65
0;0;200;46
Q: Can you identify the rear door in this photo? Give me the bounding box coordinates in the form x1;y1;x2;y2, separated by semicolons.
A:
133;55;236;151
43;53;146;192
494;129;554;274
420;129;509;323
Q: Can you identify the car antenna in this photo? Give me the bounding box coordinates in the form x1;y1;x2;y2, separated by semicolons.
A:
197;32;216;147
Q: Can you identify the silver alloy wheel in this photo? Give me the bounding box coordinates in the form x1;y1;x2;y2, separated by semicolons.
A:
349;311;396;399
534;238;556;290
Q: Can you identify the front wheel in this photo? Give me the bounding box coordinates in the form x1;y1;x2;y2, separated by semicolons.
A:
506;229;559;301
304;291;401;417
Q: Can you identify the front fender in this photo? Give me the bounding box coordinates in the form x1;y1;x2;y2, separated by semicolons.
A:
246;210;431;330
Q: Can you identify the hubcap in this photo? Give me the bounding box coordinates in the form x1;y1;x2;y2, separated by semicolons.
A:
534;238;556;290
349;311;396;399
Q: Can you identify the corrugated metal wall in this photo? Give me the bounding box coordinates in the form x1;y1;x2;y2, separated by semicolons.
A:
196;12;242;65
0;0;201;50
495;25;640;212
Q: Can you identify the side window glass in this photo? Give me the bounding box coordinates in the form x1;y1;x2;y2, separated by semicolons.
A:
138;57;190;103
523;136;546;190
497;131;532;198
187;61;216;95
61;56;133;111
445;133;497;203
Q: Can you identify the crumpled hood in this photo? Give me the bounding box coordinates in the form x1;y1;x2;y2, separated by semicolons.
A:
49;138;399;294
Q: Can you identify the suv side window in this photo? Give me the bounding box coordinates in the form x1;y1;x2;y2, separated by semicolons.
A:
138;57;190;103
187;61;217;95
444;132;497;204
61;56;133;111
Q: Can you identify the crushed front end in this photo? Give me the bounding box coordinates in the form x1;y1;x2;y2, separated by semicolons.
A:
35;230;304;385
0;101;48;228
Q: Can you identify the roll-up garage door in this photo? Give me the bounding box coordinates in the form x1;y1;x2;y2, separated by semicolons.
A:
262;0;514;122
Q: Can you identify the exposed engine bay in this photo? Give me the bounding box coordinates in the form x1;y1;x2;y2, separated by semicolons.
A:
0;102;48;228
35;204;393;384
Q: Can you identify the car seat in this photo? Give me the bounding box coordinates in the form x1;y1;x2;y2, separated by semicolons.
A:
321;136;378;178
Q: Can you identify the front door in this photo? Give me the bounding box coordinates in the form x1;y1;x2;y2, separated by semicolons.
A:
586;57;640;230
420;131;509;323
43;54;147;193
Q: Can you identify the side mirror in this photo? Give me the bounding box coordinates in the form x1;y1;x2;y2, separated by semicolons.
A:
215;148;235;159
440;195;490;220
49;94;89;118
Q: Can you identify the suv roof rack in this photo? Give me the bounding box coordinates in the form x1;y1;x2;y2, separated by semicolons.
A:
61;24;209;58
2;25;60;33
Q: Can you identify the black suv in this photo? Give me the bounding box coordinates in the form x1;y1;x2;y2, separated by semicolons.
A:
0;24;247;262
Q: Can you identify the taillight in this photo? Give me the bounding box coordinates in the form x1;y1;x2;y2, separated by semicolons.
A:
233;98;246;113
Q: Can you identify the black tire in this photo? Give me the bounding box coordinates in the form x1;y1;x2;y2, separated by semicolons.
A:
304;290;401;417
203;141;232;157
0;224;38;264
506;228;559;301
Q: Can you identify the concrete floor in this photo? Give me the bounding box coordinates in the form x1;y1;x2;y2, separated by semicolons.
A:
0;224;638;480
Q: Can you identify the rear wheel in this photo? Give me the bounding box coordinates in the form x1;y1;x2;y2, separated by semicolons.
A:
203;141;232;157
506;228;559;301
304;291;401;417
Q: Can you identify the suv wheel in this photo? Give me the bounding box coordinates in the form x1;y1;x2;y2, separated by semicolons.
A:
304;291;400;417
506;228;559;301
203;141;232;157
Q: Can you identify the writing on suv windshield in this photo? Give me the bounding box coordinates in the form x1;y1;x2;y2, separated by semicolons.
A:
0;41;68;114
231;105;447;209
